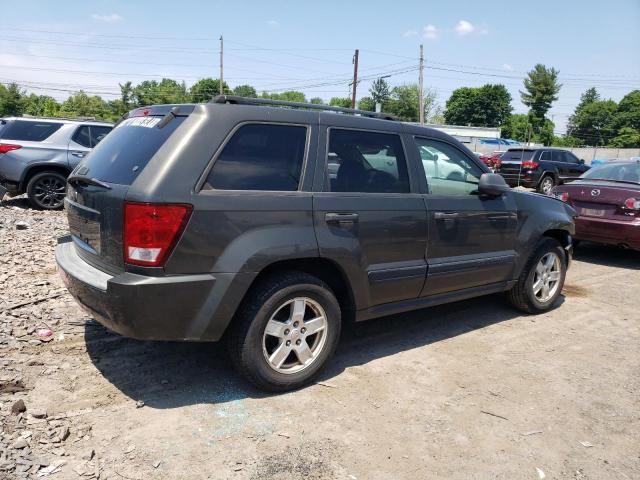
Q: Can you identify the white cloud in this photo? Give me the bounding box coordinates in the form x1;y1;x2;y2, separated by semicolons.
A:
502;63;514;71
454;20;475;35
423;25;438;40
91;13;122;22
266;20;280;28
403;29;418;38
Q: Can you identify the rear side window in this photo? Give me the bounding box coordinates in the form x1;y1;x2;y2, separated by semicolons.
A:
205;123;307;191
1;120;62;141
503;149;535;161
91;126;112;146
73;126;92;148
326;129;409;193
73;125;113;148
78;116;186;185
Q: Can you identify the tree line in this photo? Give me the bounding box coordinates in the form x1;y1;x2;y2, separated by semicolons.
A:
0;63;638;147
442;64;639;148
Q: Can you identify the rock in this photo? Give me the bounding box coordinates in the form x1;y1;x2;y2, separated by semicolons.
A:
12;437;28;449
82;449;95;461
135;400;145;408
11;399;27;415
152;461;161;469
15;221;30;230
124;444;136;454
30;409;47;419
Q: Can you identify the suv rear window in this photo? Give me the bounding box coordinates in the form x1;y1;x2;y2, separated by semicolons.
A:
1;120;63;141
502;149;535;161
205;123;307;191
78;116;186;185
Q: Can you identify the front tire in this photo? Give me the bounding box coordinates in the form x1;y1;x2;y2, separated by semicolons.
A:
26;171;67;210
507;238;567;314
227;272;341;392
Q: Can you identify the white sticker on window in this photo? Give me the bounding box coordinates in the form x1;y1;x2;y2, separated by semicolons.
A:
118;117;162;129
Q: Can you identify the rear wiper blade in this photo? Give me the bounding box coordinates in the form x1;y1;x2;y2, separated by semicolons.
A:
67;175;112;190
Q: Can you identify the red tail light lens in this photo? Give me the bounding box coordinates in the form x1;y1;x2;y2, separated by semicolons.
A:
623;198;640;210
559;192;569;202
522;160;539;169
0;143;22;154
123;202;192;267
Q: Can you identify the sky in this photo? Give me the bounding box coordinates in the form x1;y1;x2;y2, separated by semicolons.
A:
1;0;639;132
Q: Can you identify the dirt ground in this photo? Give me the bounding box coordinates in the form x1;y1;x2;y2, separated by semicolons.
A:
1;196;639;480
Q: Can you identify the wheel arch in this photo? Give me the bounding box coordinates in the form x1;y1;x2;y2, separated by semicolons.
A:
21;164;71;192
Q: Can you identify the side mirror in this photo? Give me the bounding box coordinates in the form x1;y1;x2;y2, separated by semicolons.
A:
478;173;510;197
579;158;585;164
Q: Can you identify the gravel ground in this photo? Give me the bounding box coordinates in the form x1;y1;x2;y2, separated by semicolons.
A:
1;195;639;480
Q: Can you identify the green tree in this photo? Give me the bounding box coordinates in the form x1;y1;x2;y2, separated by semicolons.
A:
612;90;640;132
309;97;324;104
501;113;533;142
520;64;562;132
567;99;617;146
189;78;231;103
21;94;60;117
609;127;640;148
119;81;134;110
261;91;307;102
232;84;257;98
0;83;25;116
329;97;352;108
358;96;376;111
384;84;439;122
444;84;512;127
58;91;109;119
369;77;391;107
552;135;584;147
533;118;555;146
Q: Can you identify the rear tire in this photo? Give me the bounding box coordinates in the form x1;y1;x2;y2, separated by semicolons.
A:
26;171;67;210
537;174;555;195
507;238;567;314
227;272;341;392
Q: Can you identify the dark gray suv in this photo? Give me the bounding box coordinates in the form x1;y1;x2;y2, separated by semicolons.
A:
55;97;576;391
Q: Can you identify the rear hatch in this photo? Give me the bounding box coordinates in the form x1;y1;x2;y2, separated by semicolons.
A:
498;149;535;176
561;180;640;222
65;105;193;273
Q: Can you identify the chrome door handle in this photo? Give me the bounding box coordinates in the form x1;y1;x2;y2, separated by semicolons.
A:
325;212;359;223
71;151;87;158
434;212;459;220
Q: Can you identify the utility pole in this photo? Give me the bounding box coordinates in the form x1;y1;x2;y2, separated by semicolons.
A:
219;35;224;95
418;44;424;125
351;49;359;109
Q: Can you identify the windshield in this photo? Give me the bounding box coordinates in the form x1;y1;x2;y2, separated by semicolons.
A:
581;162;640;183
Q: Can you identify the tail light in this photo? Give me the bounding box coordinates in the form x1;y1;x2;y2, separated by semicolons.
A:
123;202;192;267
0;143;22;154
623;198;640;210
554;191;569;202
522;160;539;169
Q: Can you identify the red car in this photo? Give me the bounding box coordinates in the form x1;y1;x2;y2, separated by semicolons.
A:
551;159;640;250
478;151;504;170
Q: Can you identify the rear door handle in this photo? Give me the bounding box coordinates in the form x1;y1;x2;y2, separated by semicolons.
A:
71;151;87;158
325;212;359;224
434;212;459;220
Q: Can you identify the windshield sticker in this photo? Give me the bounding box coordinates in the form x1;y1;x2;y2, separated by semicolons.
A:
118;117;162;129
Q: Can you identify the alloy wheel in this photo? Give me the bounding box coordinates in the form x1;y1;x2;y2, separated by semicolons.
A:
33;176;66;209
532;252;562;303
262;297;328;374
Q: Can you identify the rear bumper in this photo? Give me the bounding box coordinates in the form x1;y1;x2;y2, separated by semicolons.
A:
55;240;253;341
499;172;539;189
575;216;640;250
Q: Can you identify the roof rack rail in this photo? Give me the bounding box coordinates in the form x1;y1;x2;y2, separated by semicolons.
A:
210;95;397;121
21;114;105;122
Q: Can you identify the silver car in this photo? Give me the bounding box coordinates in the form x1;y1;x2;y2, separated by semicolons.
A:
0;117;113;209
